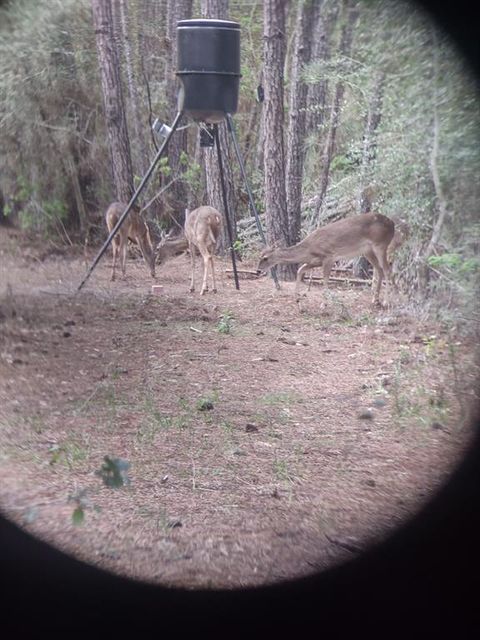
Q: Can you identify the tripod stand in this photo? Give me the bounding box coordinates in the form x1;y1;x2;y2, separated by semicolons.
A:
77;110;278;292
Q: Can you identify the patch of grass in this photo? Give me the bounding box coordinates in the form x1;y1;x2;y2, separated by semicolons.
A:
196;390;219;412
136;505;179;533
217;311;235;334
73;382;128;420
259;391;301;407
48;439;89;470
23;414;46;434
389;356;453;432
137;399;192;442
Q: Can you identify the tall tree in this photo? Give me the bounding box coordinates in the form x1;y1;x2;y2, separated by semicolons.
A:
353;69;386;278
117;0;150;175
310;0;359;229
306;1;339;134
199;0;237;253
358;71;386;214
91;0;134;204
164;0;193;225
263;0;295;280
286;0;316;246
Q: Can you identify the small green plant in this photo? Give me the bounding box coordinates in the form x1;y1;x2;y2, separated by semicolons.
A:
96;456;131;488
273;458;294;484
232;239;245;255
427;253;480;275
260;391;299;407
196;390;219;412
48;441;88;470
398;346;411;365
217;311;235;334
158;156;172;177
68;489;101;526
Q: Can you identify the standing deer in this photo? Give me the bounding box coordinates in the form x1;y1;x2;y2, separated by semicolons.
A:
256;212;395;306
105;202;156;281
184;206;223;295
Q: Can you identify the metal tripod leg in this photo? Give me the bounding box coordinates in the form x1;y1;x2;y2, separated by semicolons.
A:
225;113;280;290
213;124;240;291
77;110;184;292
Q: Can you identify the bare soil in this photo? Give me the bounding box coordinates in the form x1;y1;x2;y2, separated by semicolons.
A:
0;227;477;589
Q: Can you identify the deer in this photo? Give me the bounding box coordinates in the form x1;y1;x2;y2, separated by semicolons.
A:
256;212;395;306
156;230;189;264
184;205;223;295
105;202;156;281
387;215;410;264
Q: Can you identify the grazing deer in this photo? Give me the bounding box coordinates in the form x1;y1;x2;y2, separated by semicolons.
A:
184;206;222;295
105;202;156;281
387;215;410;264
156;230;189;264
256;213;395;306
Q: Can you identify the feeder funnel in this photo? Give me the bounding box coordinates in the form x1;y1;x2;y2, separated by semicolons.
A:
176;19;241;123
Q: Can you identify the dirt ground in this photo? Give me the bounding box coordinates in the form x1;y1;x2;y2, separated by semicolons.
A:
0;226;477;589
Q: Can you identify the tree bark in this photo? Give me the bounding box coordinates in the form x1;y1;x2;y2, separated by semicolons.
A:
353;70;386;278
310;1;359;230
286;0;316;246
263;0;295;280
164;0;193;225
117;0;150;174
200;0;237;253
358;71;385;213
306;0;336;133
424;30;449;261
91;0;134;204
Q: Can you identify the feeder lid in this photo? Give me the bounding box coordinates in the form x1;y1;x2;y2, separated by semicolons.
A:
177;19;240;29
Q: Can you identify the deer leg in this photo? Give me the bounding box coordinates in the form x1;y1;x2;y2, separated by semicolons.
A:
189;243;196;292
111;237;119;281
378;247;391;307
365;250;384;306
322;259;334;288
120;238;128;279
210;256;217;293
372;246;391;307
200;253;209;295
140;240;155;279
295;263;311;298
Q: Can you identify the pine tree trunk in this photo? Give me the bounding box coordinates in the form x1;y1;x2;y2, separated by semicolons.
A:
310;2;359;230
306;1;337;133
353;70;386;278
91;0;134;204
118;0;150;175
263;0;295;281
199;0;237;253
165;0;193;224
286;0;315;246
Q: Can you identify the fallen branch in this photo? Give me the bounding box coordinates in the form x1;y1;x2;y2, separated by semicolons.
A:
307;275;372;286
226;269;261;279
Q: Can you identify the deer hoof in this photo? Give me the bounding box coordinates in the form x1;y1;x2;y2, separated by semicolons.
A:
212;288;217;293
190;287;195;293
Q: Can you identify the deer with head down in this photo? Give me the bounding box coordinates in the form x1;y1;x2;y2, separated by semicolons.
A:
156;230;189;264
105;202;156;281
184;205;223;295
256;212;395;306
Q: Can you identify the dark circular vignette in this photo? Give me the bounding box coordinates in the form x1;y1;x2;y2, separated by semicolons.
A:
1;0;479;636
